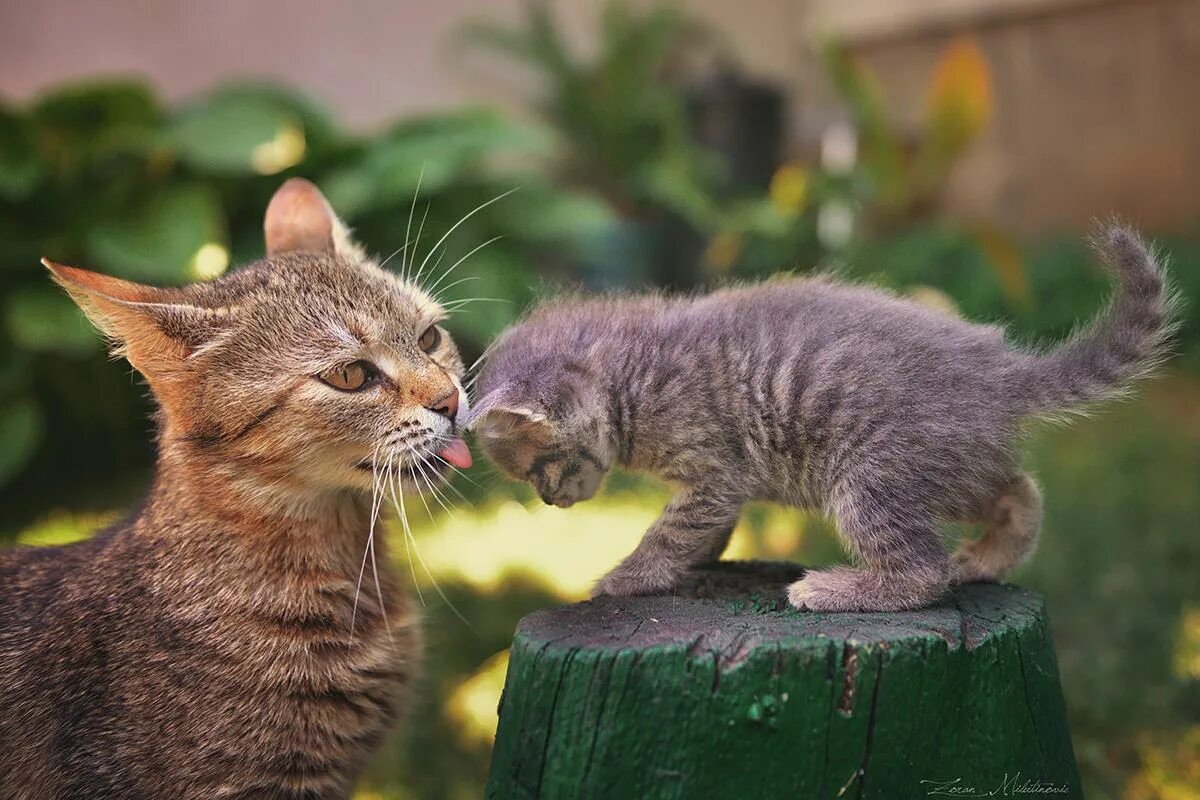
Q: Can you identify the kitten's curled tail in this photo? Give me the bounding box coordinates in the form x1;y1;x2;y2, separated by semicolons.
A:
1016;223;1177;416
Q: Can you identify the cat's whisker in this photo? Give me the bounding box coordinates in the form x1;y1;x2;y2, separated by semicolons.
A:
424;236;504;297
351;443;386;639
368;450;396;641
413;462;455;520
407;202;432;286
403;448;444;522
407;448;460;516
422;454;477;503
440;297;512;310
424;434;482;489
387;456;426;608
420;247;448;291
400;165;426;282
428;276;483;304
378;235;419;272
367;511;392;644
414;188;518;283
466;337;502;374
386;456;475;631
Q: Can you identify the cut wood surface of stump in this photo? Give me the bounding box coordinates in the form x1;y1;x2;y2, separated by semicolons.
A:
486;562;1081;800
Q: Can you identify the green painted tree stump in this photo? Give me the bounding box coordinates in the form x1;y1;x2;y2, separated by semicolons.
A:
486;562;1081;799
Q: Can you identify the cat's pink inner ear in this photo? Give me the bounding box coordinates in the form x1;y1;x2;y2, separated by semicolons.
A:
264;178;335;257
42;259;161;304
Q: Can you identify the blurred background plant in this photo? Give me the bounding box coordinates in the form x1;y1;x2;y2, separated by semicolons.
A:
2;1;1198;798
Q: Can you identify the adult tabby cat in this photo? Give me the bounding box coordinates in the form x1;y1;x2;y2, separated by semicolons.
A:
468;225;1173;613
0;179;472;799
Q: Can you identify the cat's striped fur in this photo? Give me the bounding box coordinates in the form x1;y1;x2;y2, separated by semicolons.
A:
0;180;467;798
469;225;1174;611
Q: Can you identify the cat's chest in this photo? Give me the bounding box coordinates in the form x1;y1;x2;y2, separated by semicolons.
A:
149;574;419;797
265;619;416;743
233;584;418;731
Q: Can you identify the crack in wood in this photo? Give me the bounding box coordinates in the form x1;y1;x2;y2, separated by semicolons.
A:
838;644;859;716
854;648;885;799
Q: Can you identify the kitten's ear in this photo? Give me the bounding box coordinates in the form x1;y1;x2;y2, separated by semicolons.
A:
43;260;233;382
264;178;365;260
465;396;550;438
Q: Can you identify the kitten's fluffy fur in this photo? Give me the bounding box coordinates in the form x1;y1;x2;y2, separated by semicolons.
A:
470;225;1174;612
0;180;467;799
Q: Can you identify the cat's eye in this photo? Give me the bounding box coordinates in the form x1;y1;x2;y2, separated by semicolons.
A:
318;360;378;392
418;325;441;353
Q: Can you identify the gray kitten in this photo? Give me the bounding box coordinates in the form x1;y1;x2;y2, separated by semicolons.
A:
467;225;1174;612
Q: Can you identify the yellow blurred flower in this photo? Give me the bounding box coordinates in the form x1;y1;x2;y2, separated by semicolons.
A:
925;37;993;156
769;162;808;217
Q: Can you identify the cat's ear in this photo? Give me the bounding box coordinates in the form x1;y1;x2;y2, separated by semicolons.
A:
43;260;234;382
264;177;366;261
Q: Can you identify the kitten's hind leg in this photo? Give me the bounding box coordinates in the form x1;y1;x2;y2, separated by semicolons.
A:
951;473;1043;584
593;485;742;598
788;479;951;612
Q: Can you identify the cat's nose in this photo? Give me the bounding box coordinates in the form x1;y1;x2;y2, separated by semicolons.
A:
426;389;459;420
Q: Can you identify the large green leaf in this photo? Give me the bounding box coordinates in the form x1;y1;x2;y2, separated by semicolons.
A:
32;80;162;169
170;87;304;174
324;109;552;217
168;84;340;175
486;179;614;244
85;185;226;283
3;286;101;355
0;397;43;488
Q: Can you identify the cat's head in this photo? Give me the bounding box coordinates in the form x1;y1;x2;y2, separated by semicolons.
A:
467;338;613;508
47;178;471;505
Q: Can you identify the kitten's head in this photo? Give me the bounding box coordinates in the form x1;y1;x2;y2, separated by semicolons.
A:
467;335;613;508
47;178;471;504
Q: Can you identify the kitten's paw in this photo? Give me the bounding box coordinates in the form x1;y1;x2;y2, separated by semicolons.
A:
950;547;1003;585
787;570;856;612
788;566;948;612
592;562;678;599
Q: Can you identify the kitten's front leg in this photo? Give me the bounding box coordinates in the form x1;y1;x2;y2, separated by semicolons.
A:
593;486;742;598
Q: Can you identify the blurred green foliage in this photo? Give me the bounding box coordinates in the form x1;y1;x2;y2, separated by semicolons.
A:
695;35;1009;282
460;0;721;228
1;3;1198;798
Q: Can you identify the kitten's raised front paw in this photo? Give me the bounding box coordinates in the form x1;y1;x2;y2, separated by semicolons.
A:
787;565;949;612
592;561;678;599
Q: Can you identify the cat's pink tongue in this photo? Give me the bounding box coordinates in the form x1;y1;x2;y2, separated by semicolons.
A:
438;436;473;470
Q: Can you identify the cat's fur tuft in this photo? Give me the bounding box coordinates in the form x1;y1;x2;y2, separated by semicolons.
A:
468;224;1174;612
